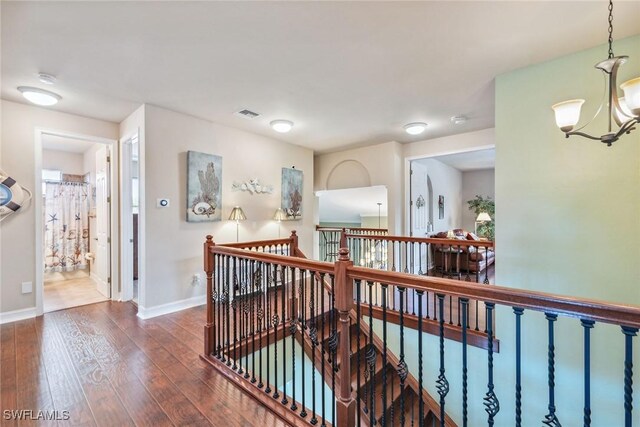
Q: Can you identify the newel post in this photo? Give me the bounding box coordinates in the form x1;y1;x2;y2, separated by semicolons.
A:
335;247;356;426
204;235;215;356
340;228;347;248
289;230;298;256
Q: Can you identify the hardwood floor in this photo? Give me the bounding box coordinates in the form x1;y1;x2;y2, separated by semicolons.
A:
0;302;290;427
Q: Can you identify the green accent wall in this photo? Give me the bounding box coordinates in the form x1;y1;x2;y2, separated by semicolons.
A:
494;34;640;425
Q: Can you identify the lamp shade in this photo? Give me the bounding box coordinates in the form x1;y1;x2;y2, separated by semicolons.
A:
621;77;640;116
273;208;287;222
228;206;246;222
476;212;492;222
551;99;585;132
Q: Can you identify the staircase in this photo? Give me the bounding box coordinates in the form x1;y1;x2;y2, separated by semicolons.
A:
297;308;455;426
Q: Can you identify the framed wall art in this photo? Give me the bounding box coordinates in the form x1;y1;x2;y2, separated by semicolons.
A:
187;151;222;222
281;167;303;220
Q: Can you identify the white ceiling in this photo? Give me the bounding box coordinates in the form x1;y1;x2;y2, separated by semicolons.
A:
2;2;639;153
318;186;388;223
430;148;495;172
42;134;96;154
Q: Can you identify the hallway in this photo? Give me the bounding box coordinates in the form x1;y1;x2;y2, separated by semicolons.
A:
0;302;290;426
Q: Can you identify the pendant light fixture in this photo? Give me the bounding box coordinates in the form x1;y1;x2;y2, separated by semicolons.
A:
551;0;639;146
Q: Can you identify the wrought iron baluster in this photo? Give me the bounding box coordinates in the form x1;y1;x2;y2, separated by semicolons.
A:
436;294;449;427
398;286;408;427
272;265;280;400
542;313;560;427
581;319;594;427
484;246;490;284
418;242;423;275
484;303;499;426
330;275;338;426
417;289;425;426
310;271;318;425
514;307;524;427
225;256;231;366
356;279;362;427
251;260;257;383
381;284;389;425
281;266;288;405
264;263;272;394
301;269;307;418
367;280;376;427
622;326;638;427
461;298;469;427
290;268;298;411
232;256;238;371
321;273;327;427
257;261;264;388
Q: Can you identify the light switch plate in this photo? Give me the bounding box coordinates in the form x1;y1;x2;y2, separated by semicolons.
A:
21;281;32;294
157;198;170;208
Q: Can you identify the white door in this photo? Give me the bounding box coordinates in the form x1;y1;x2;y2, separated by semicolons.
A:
95;146;111;298
409;161;429;273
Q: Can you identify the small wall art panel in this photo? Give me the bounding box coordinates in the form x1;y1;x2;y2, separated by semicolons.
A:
187;151;222;222
281;167;303;220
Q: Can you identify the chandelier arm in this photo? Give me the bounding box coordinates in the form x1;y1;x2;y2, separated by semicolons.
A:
609;58;626;128
564;131;605;141
614;119;638;139
570;75;607;133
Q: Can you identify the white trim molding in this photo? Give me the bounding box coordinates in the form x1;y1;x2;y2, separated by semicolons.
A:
136;295;205;320
0;307;37;325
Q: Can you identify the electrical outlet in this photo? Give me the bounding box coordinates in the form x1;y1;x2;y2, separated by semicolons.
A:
192;273;201;286
21;281;33;294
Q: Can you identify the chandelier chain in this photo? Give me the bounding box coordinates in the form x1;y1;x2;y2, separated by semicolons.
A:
608;0;614;59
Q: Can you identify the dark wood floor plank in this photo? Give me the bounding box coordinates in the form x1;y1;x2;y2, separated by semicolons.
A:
103;302;289;427
1;323;18;427
65;306;174;427
34;315;96;426
2;301;292;427
49;310;135;427
14;319;57;427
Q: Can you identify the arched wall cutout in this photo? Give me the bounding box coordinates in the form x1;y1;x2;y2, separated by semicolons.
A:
326;159;371;190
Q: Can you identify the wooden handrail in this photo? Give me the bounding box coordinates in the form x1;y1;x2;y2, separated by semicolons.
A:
220;236;294;249
345;233;494;248
317;225;388;233
211;245;335;275
347;266;640;328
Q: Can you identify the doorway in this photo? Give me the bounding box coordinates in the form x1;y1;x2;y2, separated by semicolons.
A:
120;131;140;304
35;129;118;315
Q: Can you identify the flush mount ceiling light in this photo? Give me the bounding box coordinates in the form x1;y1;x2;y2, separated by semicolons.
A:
37;73;57;85
270;120;294;133
17;86;61;106
551;0;639;146
404;122;427;135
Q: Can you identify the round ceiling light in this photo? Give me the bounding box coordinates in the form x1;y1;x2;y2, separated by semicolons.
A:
270;119;294;133
403;122;427;135
17;86;61;106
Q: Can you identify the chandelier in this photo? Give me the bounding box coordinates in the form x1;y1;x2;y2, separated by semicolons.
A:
551;0;640;146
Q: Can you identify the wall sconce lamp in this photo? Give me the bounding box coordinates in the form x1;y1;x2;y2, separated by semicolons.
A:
228;206;246;242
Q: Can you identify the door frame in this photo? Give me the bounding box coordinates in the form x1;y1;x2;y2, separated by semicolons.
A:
34;128;119;315
119;130;139;302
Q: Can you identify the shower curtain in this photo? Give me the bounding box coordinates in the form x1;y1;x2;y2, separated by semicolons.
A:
44;182;90;272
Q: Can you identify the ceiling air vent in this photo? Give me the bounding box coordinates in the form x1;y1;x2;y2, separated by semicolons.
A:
235;109;260;119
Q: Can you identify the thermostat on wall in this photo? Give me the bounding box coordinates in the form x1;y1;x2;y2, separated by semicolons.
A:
157;198;170;208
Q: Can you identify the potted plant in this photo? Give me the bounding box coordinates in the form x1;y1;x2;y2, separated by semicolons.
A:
467;195;495;241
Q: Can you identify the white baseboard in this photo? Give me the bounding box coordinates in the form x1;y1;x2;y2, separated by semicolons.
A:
136;294;205;320
0;307;37;325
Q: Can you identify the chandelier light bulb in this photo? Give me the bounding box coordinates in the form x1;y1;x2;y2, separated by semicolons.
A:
551;99;585;132
404;122;427;135
621;77;640;116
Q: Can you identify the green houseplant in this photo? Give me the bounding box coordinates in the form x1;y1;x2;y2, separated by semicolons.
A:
467;195;495;241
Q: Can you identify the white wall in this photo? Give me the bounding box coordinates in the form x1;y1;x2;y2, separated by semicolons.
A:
42;149;84;175
0;100;118;315
403;128;495;160
141;104;315;310
413;157;462;232
461;169;494;231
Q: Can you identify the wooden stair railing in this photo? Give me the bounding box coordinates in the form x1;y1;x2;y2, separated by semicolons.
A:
203;232;640;427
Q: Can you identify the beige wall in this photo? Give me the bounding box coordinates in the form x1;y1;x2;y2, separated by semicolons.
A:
403;127;495;160
141;104;315;310
0;100;118;314
314;141;403;234
461;168;494;231
413;157;462;232
42;149;84;175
